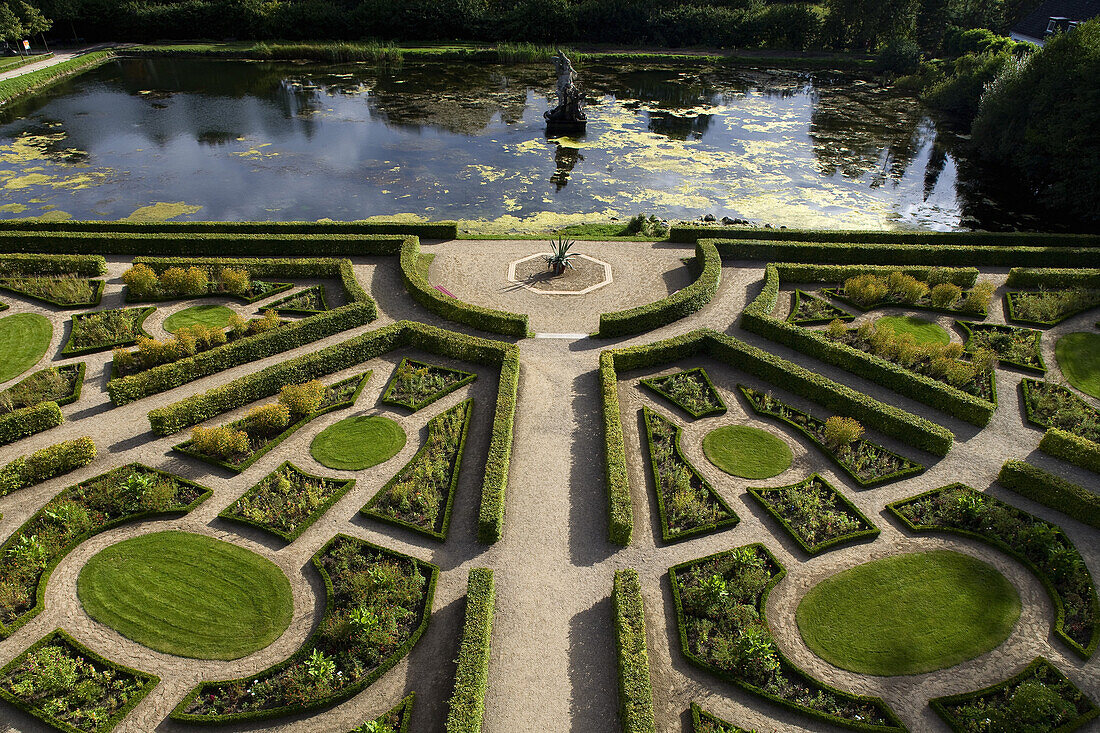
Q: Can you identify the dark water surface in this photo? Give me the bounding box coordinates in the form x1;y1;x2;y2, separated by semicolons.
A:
0;57;1035;231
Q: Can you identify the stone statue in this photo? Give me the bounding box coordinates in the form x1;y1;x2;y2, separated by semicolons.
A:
545;51;586;133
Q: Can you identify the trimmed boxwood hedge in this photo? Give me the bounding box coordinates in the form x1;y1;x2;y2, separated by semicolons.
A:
381;357;477;412
639;366;727;418
0;436;97;497
0;253;106;277
0;401;64;447
929;657;1099;733
747;474;880;555
0;278;104;308
743;264;996;427
887;484;1100;659
400;238;529;338
669;544;906;732
689;703;751;733
1005;268;1100;289
0;230;408;257
446;568;495;733
171;534;438;724
595;240;720;338
613;569;656;733
148;321;519;544
601;329;951;545
0;628;159;733
62;306;155;356
0;219;458;239
1039;428;1100;475
669;226;1100;247
348;693;416;733
997;459;1100;530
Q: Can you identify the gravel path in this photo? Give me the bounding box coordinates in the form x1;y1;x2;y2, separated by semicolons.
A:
0;242;1098;733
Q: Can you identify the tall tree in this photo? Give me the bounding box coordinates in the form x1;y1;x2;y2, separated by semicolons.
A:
17;2;51;52
0;4;25;56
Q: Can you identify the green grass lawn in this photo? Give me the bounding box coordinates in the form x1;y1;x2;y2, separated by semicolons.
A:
163;304;235;333
702;425;792;479
1056;332;1100;398
0;313;52;383
796;550;1021;676
875;315;950;345
77;531;293;660
310;415;407;470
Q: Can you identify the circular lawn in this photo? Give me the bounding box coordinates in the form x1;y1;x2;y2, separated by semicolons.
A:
874;315;950;345
163;304;235;334
796;550;1021;676
77;531;293;660
702;425;792;479
310;414;407;471
1055;332;1100;399
0;313;52;383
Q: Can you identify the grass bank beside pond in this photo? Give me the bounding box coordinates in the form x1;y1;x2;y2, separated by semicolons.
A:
0;49;113;105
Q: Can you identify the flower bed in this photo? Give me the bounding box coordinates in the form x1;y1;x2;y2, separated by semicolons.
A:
1006;288;1100;326
1021;379;1100;442
62;307;155;356
740;386;923;487
0;276;103;308
0;363;84;414
381;357;476;412
787;289;852;326
173;372;370;473
958;321;1045;374
220;462;356;543
0;463;211;637
747;474;879;555
669;545;904;732
0;629;158;733
172;534;437;723
690;703;751;733
361;399;472;540
820;270;994;316
888;484;1100;658
639;367;727;418
641;406;739;543
350;693;415;733
269;285;329;315
930;657;1098;732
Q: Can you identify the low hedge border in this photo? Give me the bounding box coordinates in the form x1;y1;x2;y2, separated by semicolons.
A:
381;357;477;412
62;306;155;357
107;301;375;405
956;320;1045;374
0;219;458;239
639;366;727;418
601;329;951;545
445;568;495;733
0;401;64;447
642;406;739;543
172;371;371;474
349;692;416;733
787;289;854;326
669;545;906;732
269;284;329;314
148;321;519;544
0;628;159;733
887;484;1100;659
689;703;750;732
0;278;104;308
126;280;294;305
361;398;473;541
0;230;408;256
0;463;212;638
219;461;357;544
670;227;1100;247
997;459;1100;530
776;263;979;287
0;50;114;106
400;239;529;338
170;534;438;724
0;253;106;277
929;657;1099;733
747;473;881;555
0;436;97;498
1006;268;1100;289
595;240;720;338
744;264;997;427
1039;428;1100;475
613;569;656;733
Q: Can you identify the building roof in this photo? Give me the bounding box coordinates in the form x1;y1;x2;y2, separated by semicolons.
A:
1014;0;1100;42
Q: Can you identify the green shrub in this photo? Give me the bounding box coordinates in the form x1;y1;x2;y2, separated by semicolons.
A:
0;437;97;497
0;402;63;447
446;568;494;733
929;282;962;308
190;425;250;459
1039;428;1100;475
245;403;291;437
822;416;864;448
998;460;1100;530
613;569;656;733
120;263;159;300
217;267;251;296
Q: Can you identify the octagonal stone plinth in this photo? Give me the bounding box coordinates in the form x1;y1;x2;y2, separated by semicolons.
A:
507;252;613;295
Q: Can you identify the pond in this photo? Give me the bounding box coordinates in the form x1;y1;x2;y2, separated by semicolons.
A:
0;56;1035;231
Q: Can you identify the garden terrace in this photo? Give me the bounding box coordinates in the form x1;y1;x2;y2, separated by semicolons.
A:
220;462;357;542
747;474;879;554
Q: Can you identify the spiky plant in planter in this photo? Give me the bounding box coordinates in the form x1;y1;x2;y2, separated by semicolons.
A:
545;237;577;275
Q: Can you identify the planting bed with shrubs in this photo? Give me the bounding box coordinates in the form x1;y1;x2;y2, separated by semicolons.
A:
173;373;370;472
0;275;103;307
889;484;1100;657
689;703;752;733
63;307;154;356
639;367;726;418
821;270;994;316
747;474;878;554
381;357;477;412
740;386;923;487
669;545;904;731
350;693;415;733
269;285;329;315
1021;379;1100;442
786;289;853;326
121;263;291;303
172;535;437;723
641;406;739;543
958;321;1045;373
361;399;473;540
221;462;357;543
1006;288;1100;326
0;363;84;414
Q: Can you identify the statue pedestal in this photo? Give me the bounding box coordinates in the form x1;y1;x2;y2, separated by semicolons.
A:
545;84;586;135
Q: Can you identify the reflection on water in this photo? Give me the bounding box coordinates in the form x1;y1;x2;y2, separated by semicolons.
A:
0;57;1040;230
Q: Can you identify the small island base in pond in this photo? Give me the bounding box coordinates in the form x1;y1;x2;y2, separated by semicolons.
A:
545;51;586;134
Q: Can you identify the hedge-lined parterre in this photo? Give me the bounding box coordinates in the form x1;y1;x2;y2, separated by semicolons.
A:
747;474;879;554
220;462;357;543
